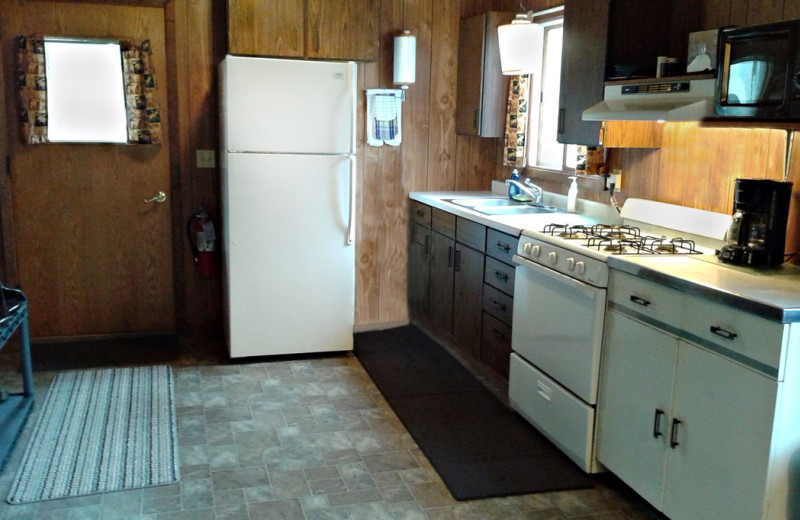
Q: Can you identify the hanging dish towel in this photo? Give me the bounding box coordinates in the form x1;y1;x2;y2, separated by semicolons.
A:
366;89;403;146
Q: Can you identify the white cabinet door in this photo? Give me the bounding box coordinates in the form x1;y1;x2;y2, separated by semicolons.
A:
664;342;777;520
597;310;677;508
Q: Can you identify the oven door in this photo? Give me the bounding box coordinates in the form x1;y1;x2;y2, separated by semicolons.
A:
510;255;606;404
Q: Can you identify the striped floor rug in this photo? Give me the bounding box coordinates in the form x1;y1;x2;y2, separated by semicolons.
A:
7;365;179;504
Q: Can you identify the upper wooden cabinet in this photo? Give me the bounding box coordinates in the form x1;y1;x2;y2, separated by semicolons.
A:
456;12;514;137
228;0;378;61
557;0;609;146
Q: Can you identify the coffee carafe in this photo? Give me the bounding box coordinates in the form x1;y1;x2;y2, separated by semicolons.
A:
717;178;793;266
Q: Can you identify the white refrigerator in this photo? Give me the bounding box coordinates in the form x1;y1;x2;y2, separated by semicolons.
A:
220;55;357;358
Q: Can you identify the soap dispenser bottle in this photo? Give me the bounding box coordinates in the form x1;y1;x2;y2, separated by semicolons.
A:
567;176;578;213
508;169;521;200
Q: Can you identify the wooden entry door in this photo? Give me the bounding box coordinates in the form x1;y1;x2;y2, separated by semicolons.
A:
3;2;175;340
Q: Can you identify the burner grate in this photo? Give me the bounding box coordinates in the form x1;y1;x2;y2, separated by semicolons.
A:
543;222;702;256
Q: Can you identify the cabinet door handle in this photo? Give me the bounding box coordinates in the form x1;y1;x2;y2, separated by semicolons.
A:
447;246;454;267
630;295;651;307
454;250;461;271
492;300;506;312
496;241;511;253
473;108;479;131
492;327;506;340
670;418;682;448
424;234;430;255
494;270;509;282
558;108;565;134
652;408;664;438
710;325;737;340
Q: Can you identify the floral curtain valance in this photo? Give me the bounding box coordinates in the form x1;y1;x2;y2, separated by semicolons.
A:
503;74;530;168
17;35;49;144
120;39;161;144
16;35;162;145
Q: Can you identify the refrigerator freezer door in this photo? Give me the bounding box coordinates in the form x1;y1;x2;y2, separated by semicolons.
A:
222;56;356;155
223;153;355;357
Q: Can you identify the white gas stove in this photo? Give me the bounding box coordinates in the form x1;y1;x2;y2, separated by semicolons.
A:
509;199;730;472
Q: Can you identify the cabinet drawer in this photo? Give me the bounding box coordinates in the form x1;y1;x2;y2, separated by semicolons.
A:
481;312;511;377
482;283;513;325
608;271;682;327
681;294;787;379
456;217;486;252
432;208;456;238
410;201;431;228
409;221;429;248
486;229;518;264
484;256;515;295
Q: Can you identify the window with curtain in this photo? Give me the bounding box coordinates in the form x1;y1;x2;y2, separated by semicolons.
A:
16;35;162;145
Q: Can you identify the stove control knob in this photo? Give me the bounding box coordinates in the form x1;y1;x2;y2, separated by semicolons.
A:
523;242;532;255
531;244;541;258
575;261;586;275
566;258;576;271
548;251;558;265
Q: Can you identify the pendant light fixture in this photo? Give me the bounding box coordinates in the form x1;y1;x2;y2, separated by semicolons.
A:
497;11;543;75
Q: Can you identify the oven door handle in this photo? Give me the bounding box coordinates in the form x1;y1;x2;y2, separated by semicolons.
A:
513;255;601;300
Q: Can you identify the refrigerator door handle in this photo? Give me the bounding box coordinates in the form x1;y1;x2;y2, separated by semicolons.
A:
349;62;357;154
347;155;356;246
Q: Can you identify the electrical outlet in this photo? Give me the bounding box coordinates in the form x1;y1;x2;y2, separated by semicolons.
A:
614;170;623;190
196;149;216;169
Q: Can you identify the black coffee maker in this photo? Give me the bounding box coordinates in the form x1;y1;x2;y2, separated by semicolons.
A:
717;178;793;266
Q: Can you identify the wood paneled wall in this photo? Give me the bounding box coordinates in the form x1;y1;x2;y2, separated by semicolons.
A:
4;0;800;340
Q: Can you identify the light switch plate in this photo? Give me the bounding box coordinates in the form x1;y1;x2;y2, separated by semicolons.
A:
196;149;216;168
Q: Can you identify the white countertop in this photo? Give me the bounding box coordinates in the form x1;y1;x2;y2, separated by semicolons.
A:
411;189;800;324
409;186;618;237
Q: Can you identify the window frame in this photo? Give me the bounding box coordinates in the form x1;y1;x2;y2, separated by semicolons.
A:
522;8;578;175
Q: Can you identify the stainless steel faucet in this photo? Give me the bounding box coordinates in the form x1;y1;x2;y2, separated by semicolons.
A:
505;178;544;205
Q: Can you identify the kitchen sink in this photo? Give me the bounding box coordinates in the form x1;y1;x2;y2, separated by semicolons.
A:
447;198;523;207
444;197;563;215
472;205;561;215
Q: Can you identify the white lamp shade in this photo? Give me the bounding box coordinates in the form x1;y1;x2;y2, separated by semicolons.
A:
497;21;543;75
393;32;416;86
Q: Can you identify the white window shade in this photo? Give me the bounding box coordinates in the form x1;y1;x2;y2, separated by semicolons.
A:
44;39;127;143
497;19;544;75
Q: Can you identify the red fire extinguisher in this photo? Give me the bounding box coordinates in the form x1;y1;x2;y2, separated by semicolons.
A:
188;207;217;278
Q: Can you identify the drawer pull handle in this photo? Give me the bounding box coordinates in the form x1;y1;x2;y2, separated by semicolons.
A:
496;241;511;252
710;325;737;340
492;328;506;340
492;300;506;311
630;295;651;307
653;408;664;438
670;418;682;448
415;209;425;217
494;270;509;282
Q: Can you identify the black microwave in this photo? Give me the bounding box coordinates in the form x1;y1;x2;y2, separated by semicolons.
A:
716;19;800;119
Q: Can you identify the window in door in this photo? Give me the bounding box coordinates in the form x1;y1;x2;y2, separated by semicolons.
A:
44;38;128;143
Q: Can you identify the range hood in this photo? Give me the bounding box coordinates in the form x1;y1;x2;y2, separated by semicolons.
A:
582;77;716;122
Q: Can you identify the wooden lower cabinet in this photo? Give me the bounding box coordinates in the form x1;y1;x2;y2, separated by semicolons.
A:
481;312;511;377
428;230;455;334
408;221;430;321
452;243;484;357
408;200;519;380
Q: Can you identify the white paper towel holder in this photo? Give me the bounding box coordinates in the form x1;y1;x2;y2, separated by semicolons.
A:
393;30;416;89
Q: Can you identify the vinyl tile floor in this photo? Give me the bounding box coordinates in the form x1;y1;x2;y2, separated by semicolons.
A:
0;338;664;520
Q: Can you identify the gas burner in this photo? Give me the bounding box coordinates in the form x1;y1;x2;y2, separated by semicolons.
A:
604;244;627;254
592;224;641;241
